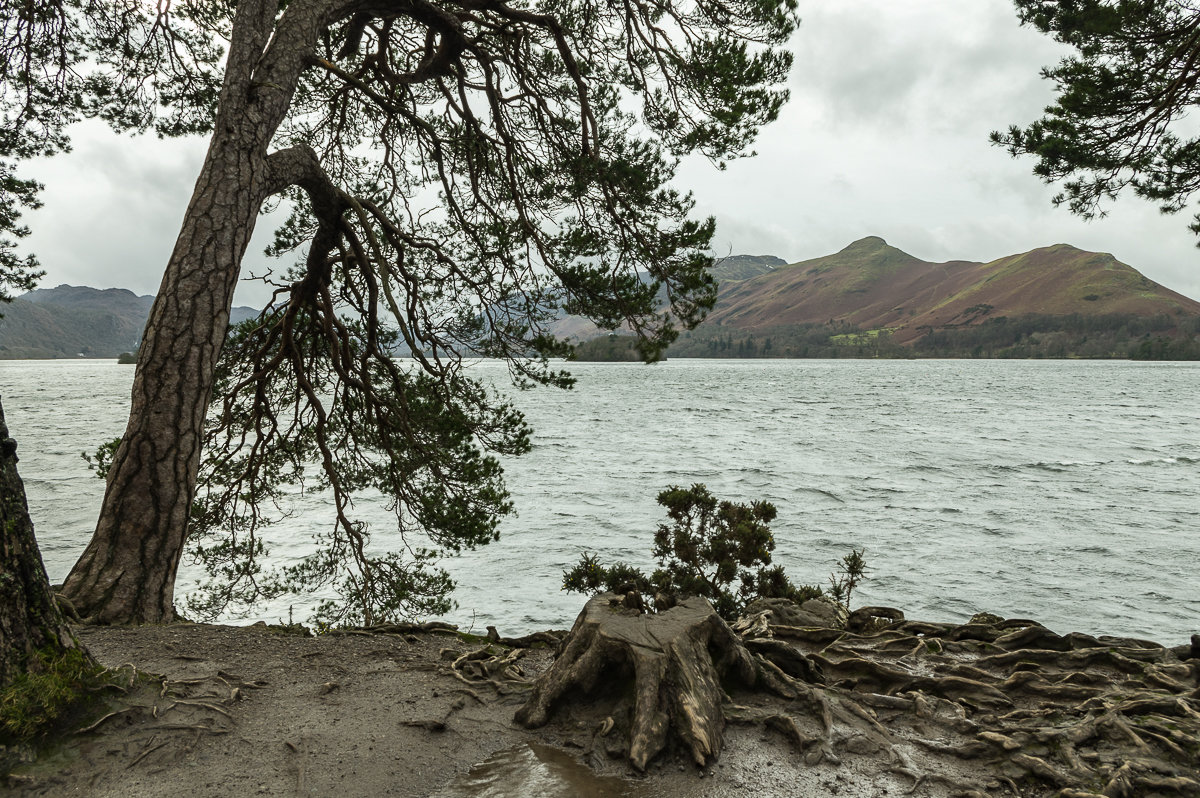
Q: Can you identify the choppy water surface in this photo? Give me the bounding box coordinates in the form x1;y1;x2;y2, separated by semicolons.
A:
1;358;1197;644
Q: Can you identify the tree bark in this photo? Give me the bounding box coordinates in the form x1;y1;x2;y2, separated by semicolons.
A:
59;139;269;624
0;399;90;686
60;0;333;624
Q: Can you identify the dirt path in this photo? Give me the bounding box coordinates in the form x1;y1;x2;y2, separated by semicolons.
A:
10;624;539;798
5;608;1198;798
4;622;947;798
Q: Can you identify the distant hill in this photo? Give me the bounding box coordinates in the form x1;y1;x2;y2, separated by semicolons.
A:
548;254;787;342
666;237;1200;359
706;254;785;282
0;285;260;359
706;237;1200;344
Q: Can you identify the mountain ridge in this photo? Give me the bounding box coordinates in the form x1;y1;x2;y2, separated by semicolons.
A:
703;236;1200;345
569;237;1200;359
0;285;260;359
7;238;1199;360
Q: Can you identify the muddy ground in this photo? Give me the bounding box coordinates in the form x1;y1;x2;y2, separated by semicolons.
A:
4;607;1198;798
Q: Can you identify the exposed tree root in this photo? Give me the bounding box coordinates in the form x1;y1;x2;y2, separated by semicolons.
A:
66;669;263;775
485;626;566;649
442;644;540;701
518;594;1200;793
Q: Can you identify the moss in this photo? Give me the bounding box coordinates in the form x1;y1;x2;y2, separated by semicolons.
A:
0;648;112;747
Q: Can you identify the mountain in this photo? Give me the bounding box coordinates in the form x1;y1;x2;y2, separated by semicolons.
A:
572;237;1200;359
706;254;786;282
0;285;260;359
549;254;787;341
707;236;1200;344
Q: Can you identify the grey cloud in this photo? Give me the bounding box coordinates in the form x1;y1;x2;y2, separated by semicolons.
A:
12;0;1200;311
23;122;283;307
790;1;1064;133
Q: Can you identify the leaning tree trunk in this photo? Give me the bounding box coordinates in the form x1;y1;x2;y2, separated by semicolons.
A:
59;134;270;624
60;0;326;624
0;399;91;686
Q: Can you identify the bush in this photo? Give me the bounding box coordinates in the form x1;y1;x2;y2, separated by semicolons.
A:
563;484;823;620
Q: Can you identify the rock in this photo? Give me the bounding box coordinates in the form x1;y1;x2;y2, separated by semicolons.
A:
846;606;905;634
742;596;845;629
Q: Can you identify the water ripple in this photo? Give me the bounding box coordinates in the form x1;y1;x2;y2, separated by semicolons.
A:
3;358;1198;644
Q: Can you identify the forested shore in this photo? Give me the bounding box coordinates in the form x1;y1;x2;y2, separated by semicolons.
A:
573;313;1200;361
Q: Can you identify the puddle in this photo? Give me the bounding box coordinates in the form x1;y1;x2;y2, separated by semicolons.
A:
431;743;650;798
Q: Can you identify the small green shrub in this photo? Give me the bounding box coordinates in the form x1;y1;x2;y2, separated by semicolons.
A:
828;547;867;610
563;484;822;620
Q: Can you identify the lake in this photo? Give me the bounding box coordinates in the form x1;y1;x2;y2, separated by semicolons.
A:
1;358;1197;644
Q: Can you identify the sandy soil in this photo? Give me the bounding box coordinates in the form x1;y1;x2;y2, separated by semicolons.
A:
11;623;542;798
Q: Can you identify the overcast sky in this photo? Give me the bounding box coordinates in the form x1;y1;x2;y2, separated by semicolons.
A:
22;0;1200;307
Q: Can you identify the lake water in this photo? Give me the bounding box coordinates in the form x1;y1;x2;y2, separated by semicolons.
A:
1;358;1197;645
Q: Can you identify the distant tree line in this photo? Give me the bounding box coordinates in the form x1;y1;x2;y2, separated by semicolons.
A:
661;313;1200;360
912;313;1200;359
570;335;650;362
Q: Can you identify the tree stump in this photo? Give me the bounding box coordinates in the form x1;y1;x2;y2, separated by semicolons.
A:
514;593;757;770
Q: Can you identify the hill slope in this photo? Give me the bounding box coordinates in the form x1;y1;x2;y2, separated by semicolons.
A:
706;237;1200;345
549;254;787;342
0;285;260;359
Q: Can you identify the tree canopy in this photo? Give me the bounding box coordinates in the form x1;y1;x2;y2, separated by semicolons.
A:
996;0;1200;238
3;0;799;624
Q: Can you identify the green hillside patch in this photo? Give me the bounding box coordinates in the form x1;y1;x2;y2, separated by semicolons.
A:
829;328;895;344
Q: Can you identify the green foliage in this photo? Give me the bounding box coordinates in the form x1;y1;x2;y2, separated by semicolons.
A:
181;316;530;628
82;437;120;480
563;484;821;620
0;162;43;311
996;1;1200;239
828;548;867;611
1128;333;1200;360
2;1;226;309
19;0;801;627
0;648;108;746
569;335;650;362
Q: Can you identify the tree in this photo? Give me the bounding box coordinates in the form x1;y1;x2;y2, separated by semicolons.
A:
0;398;91;689
995;0;1200;238
3;0;797;624
0;162;42;307
0;0;54;308
0;10;79;697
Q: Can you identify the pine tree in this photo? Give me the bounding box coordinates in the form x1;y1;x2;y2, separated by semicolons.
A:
997;0;1200;237
2;0;798;623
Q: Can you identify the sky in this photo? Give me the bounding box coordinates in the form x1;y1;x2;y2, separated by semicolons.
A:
21;0;1200;307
